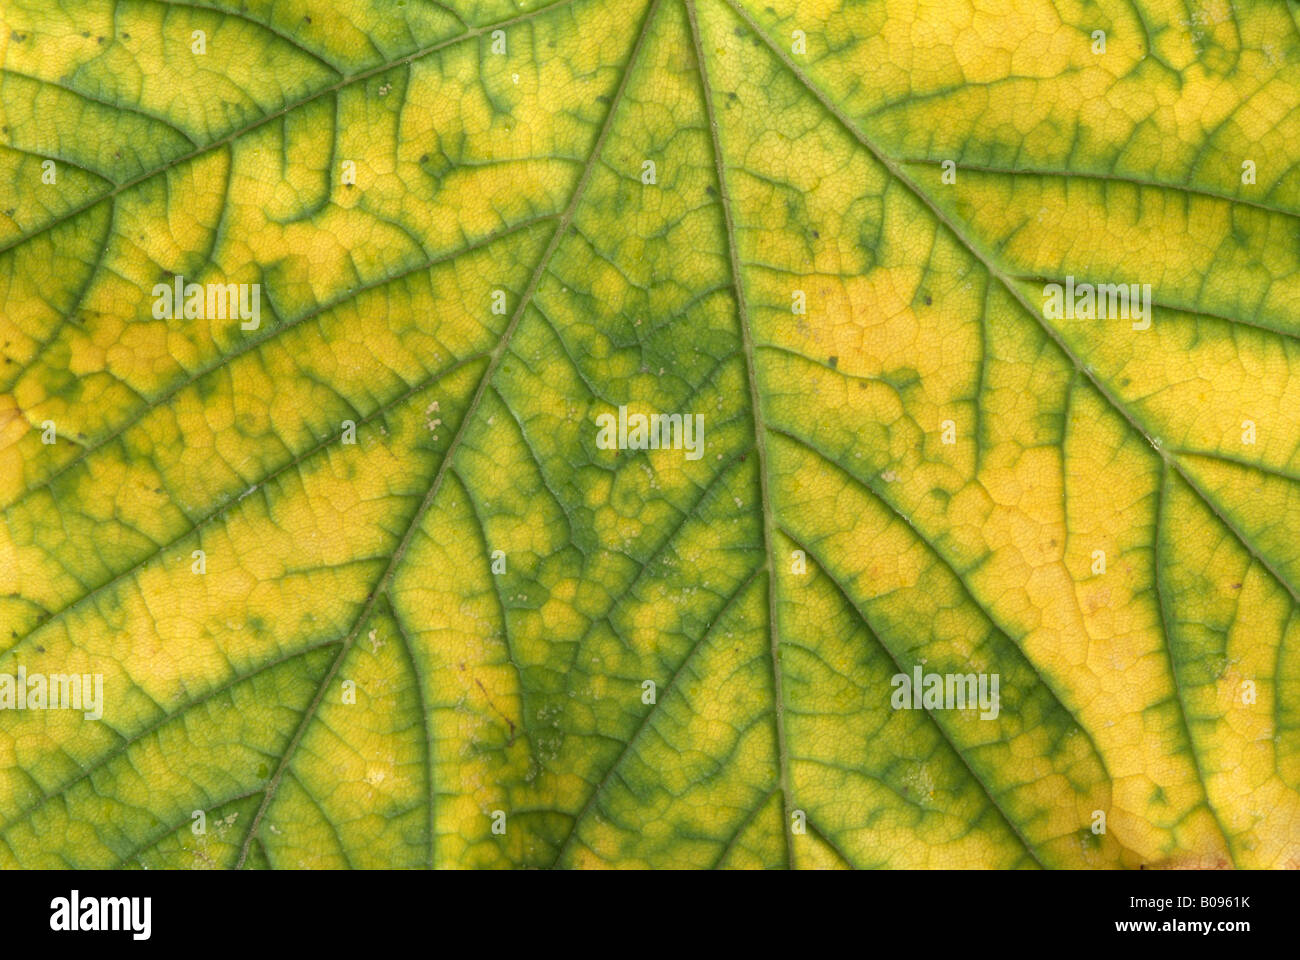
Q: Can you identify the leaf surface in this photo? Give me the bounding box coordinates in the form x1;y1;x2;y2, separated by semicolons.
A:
1;0;1298;869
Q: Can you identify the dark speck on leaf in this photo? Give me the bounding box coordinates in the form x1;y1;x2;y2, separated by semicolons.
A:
924;295;932;305
596;94;611;104
812;230;819;238
828;356;838;368
705;185;716;196
305;15;312;23
97;36;104;44
1231;582;1242;589
420;153;429;163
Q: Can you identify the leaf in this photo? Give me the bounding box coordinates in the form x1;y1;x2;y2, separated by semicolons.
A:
0;0;1297;870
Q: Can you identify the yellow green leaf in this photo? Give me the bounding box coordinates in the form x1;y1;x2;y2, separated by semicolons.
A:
1;0;1298;869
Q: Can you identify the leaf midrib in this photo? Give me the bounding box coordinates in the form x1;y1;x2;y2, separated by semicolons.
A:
684;0;796;870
